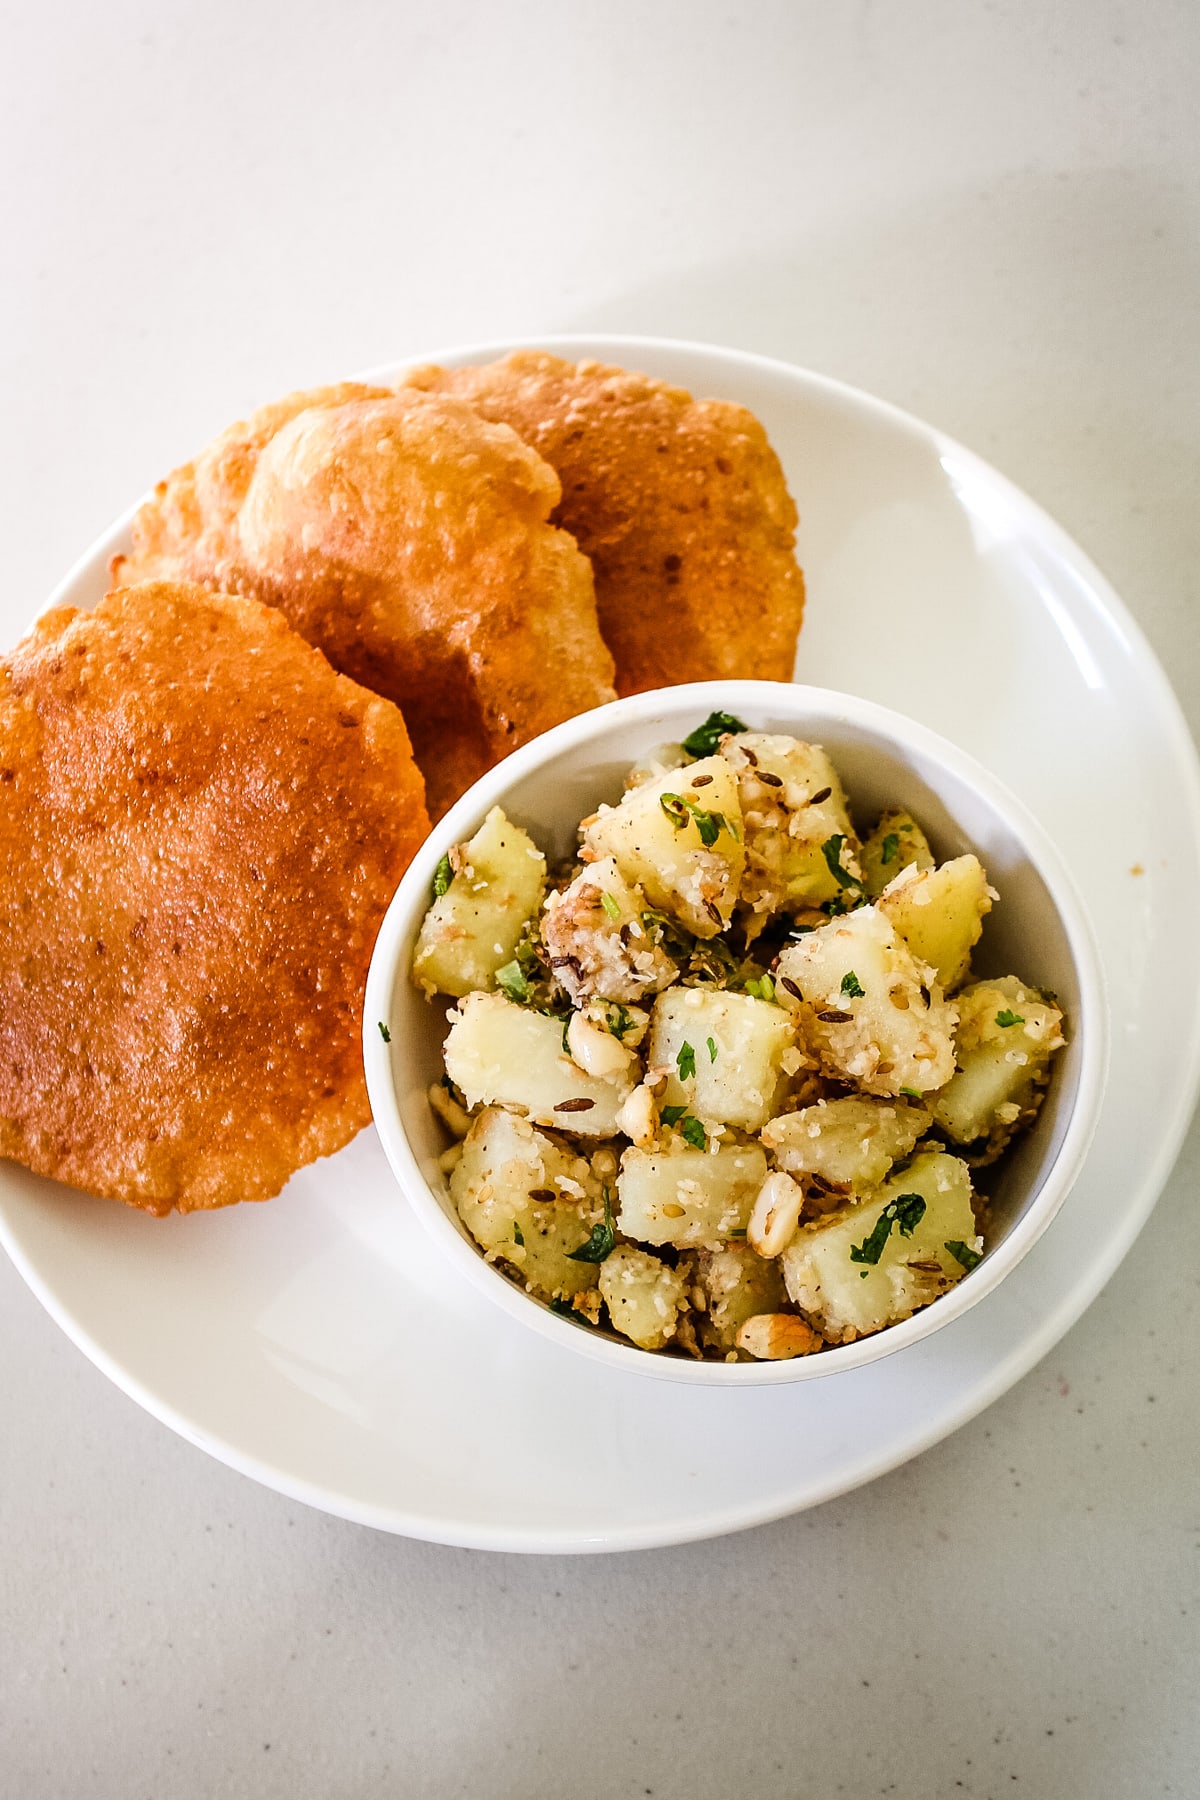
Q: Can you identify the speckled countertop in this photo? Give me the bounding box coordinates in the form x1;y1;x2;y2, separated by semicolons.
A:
3;4;1198;1795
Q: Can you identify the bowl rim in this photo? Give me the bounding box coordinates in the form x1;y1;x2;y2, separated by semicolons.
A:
364;679;1109;1387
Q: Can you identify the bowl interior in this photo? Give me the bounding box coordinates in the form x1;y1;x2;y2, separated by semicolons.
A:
375;682;1094;1380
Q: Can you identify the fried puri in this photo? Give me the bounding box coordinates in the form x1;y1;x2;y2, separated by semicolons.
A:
113;385;617;818
0;581;430;1215
402;350;805;695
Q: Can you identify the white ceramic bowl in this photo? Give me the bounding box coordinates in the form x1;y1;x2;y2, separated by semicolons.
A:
365;679;1108;1386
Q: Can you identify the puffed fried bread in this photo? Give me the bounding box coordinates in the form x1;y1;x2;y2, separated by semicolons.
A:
403;349;805;695
0;580;430;1215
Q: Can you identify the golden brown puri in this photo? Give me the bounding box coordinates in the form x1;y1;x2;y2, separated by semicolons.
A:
0;581;430;1216
402;350;805;696
114;384;617;819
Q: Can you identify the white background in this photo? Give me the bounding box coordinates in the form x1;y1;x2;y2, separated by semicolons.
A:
3;3;1198;1795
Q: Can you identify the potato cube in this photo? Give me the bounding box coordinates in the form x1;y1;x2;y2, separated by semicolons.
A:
413;807;546;999
599;1245;687;1350
648;987;795;1130
443;991;635;1136
933;976;1066;1157
762;1095;930;1191
781;1151;980;1340
687;1242;786;1352
775;905;957;1096
617;1143;768;1247
721;732;861;917
860;808;935;897
450;1108;601;1301
878;854;992;992
581;755;744;938
541;856;677;1004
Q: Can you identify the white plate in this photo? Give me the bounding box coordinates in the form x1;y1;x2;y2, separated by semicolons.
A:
3;337;1198;1554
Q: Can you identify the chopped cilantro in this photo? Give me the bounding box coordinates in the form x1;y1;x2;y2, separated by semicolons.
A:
681;710;749;757
945;1239;982;1271
707;1036;718;1063
562;1014;572;1054
604;1002;634;1040
600;890;622;921
820;834;863;894
567;1191;616;1264
677;1040;697;1081
849;1193;927;1269
900;1085;923;1100
661;1104;688;1127
995;1009;1025;1028
431;853;453;900
495;960;530;1003
728;1227;747;1238
840;971;865;999
659;791;729;847
680;1116;707;1150
549;1297;594;1327
377;1021;391;1043
512;1222;525;1247
880;832;900;866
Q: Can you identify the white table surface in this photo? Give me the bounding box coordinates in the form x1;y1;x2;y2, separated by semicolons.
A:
3;3;1198;1794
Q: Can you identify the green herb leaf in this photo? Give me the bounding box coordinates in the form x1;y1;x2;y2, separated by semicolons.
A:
604;1002;634;1040
849;1193;927;1267
661;1104;688;1127
728;1227;747;1238
680;1116;707;1150
495;960;530;1003
549;1297;594;1327
945;1239;982;1271
562;1014;573;1053
820;834;863;894
432;853;453;900
512;1222;525;1247
900;1085;923;1100
995;1009;1025;1028
681;710;749;758
880;832;900;866
377;1021;391;1043
840;971;865;999
600;890;622;921
567;1191;616;1264
707;1036;718;1063
677;1040;697;1081
659;791;728;847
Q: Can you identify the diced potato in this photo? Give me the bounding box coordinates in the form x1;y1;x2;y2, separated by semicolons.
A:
878;854;992;992
781;1151;980;1341
860;808;935;897
775;905;957;1096
581;755;745;938
762;1096;930;1191
541;857;677;1004
443;992;635;1137
933;976;1066;1157
623;742;691;790
721;732;861;917
450;1108;601;1301
413;806;546;998
648;987;795;1130
599;1245;687;1350
617;1143;768;1247
687;1242;786;1352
